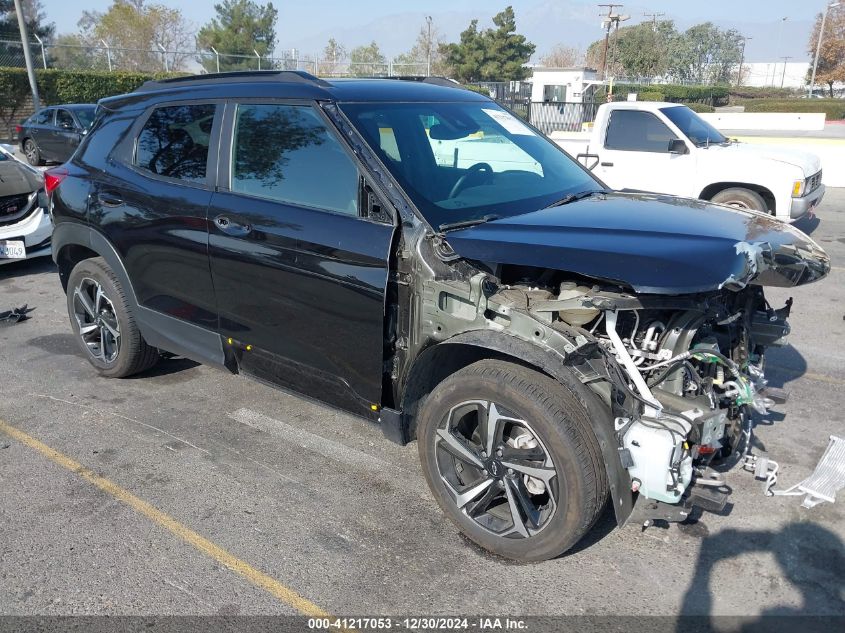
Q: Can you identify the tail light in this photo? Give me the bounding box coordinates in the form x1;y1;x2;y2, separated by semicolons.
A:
44;166;69;196
15;124;22;135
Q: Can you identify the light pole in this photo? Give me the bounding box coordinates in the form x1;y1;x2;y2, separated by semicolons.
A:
426;15;433;76
810;2;841;96
13;0;40;111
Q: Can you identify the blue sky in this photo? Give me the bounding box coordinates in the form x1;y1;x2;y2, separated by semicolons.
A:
39;0;822;62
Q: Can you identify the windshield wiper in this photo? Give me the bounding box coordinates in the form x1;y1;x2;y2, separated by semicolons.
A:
544;189;604;209
438;214;500;233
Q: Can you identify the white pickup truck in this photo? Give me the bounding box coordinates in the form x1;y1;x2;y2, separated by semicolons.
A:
552;101;825;222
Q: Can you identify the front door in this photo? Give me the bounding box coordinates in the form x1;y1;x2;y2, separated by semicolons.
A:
50;109;83;162
208;101;394;416
594;109;696;196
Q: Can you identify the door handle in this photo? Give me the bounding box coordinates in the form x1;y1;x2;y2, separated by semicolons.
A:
600;162;614;167
97;192;124;207
214;214;252;236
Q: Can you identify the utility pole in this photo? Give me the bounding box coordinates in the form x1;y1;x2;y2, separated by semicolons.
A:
426;15;433;76
643;12;665;31
810;2;842;96
772;17;787;86
780;56;792;87
13;0;40;111
736;36;751;87
598;4;623;79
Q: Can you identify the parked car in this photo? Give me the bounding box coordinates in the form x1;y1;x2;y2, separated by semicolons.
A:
17;104;97;166
553;101;825;221
47;72;829;561
0;144;50;264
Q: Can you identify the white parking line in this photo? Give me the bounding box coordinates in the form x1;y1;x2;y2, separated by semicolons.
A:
228;407;398;474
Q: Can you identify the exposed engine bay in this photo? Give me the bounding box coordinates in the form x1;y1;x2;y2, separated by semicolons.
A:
495;267;792;508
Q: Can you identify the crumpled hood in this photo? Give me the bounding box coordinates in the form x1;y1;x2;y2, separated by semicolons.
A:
0;158;43;196
444;192;830;295
712;142;821;175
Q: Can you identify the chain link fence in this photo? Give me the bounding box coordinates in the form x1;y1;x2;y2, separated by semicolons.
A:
0;39;427;77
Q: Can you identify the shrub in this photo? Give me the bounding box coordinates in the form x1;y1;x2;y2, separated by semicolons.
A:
681;102;715;113
638;91;665;102
729;86;798;101
608;83;729;106
738;98;845;119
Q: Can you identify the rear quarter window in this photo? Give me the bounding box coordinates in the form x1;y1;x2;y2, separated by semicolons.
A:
134;104;216;183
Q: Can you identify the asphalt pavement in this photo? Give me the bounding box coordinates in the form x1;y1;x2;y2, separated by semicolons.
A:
0;192;843;623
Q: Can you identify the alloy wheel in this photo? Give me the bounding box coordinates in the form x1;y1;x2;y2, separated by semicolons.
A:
434;400;559;539
24;140;37;164
72;277;121;363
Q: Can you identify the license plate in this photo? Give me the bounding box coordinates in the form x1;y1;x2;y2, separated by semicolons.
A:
0;240;26;259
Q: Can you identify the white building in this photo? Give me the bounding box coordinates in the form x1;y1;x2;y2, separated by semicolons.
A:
742;61;810;89
527;67;602;103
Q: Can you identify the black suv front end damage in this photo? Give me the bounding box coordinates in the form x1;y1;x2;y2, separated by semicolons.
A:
384;189;829;527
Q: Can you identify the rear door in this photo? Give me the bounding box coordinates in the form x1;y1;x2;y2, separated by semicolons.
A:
594;109;695;196
29;109;54;157
208;101;395;416
88;101;221;332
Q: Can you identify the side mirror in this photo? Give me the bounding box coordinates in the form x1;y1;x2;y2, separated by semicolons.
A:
668;139;689;155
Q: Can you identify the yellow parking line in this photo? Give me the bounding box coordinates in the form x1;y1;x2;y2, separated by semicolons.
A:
0;418;330;617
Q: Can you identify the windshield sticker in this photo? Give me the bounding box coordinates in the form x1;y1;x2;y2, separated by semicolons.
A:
482;108;535;136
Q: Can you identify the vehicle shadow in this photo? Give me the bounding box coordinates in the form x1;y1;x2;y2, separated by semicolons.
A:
763;344;808;389
677;522;845;632
792;215;821;236
0;256;56;281
127;355;201;379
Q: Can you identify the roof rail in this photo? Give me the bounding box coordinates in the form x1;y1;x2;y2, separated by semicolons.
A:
382;76;467;89
135;70;332;92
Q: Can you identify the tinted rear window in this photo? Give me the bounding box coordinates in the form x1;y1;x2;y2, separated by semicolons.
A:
135;104;216;183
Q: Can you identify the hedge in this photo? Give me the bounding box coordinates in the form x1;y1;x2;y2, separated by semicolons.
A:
0;66;184;139
680;102;715;113
729;86;798;101
598;83;730;106
738;98;845;119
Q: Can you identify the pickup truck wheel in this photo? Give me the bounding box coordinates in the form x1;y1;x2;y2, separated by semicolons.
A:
67;257;159;378
710;187;768;213
417;359;607;562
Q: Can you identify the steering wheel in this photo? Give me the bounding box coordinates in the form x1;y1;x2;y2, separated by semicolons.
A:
448;162;494;199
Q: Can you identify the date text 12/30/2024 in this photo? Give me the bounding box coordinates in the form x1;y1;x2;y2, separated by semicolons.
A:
308;618;528;630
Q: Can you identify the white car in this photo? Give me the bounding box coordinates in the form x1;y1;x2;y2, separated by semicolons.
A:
553;102;825;222
0;144;50;265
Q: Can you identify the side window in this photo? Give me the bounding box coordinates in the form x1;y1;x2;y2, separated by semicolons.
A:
56;110;75;129
231;104;358;216
605;110;676;153
35;109;52;125
135;104;216;183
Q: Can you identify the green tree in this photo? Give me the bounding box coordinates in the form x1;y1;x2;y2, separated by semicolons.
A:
50;33;102;70
394;21;447;75
197;0;278;72
585;20;676;78
441;6;535;82
318;37;346;75
78;0;194;72
808;4;845;97
0;0;55;66
668;22;742;84
349;40;386;75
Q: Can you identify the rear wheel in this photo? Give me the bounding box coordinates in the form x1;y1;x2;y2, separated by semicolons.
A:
711;187;768;213
23;139;43;166
66;257;159;378
417;360;608;561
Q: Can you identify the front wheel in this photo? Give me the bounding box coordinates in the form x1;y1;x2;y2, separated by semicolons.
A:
417;360;608;561
711;187;768;213
66;257;159;378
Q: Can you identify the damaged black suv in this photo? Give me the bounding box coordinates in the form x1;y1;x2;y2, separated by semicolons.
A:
48;71;829;561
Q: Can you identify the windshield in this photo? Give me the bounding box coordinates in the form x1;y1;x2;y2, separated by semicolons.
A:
340;101;600;228
660;105;726;146
75;107;97;129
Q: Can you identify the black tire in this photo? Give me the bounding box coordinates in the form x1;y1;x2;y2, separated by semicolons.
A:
711;187;768;213
23;138;43;166
417;359;608;562
66;257;159;378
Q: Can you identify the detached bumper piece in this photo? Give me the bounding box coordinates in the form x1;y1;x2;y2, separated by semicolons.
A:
760;435;845;508
0;304;33;326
